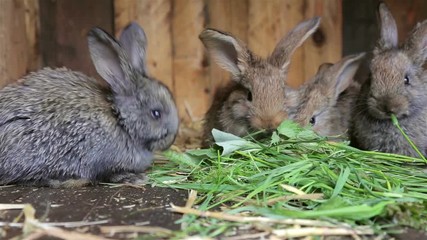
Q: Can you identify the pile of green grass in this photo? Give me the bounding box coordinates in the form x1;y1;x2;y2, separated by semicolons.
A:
148;120;427;239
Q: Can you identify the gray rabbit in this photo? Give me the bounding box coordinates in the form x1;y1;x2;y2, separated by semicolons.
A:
351;2;427;157
0;22;179;187
200;17;321;147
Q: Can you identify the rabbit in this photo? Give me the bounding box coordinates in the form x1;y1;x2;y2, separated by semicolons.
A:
0;22;179;187
287;53;365;139
200;17;321;147
350;2;427;157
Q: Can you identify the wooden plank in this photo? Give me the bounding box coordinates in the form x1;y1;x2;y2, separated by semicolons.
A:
343;0;427;55
342;0;427;82
384;0;427;42
205;0;248;95
247;0;305;87
114;0;174;90
24;0;41;72
0;0;39;87
246;0;342;87
302;0;342;84
39;0;113;79
172;0;209;122
342;0;377;56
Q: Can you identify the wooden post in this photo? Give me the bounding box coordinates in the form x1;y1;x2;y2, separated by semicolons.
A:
25;0;41;72
384;0;427;43
115;0;174;90
247;0;342;87
39;0;113;79
205;0;249;96
0;0;40;87
172;0;209;122
302;0;342;83
343;0;427;56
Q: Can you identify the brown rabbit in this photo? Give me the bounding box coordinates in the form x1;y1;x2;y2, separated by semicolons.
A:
287;53;365;139
350;2;427;157
200;17;321;147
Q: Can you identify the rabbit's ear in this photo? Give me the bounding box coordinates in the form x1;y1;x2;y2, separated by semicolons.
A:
328;53;365;99
376;2;398;51
269;17;320;70
199;29;250;79
404;20;427;66
88;27;134;95
317;62;333;73
119;22;149;75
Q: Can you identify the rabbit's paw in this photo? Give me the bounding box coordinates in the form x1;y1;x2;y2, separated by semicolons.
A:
108;172;148;185
48;179;92;188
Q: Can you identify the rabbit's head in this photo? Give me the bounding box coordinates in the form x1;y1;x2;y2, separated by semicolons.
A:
88;22;179;151
366;2;427;120
289;53;365;136
200;17;320;132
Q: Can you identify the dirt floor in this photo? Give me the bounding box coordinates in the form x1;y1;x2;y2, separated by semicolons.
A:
1;185;427;240
0;185;188;239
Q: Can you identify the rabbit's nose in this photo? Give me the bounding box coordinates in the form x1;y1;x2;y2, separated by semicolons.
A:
380;104;398;115
265;127;276;134
380;98;407;116
251;111;287;131
263;119;282;132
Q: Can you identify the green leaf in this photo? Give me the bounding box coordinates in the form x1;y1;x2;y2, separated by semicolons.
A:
277;120;301;138
297;128;321;140
187;149;218;159
277;120;320;140
331;167;351;198
261;200;393;220
162;150;200;168
270;131;281;145
212;129;261;156
154;118;427;236
316;197;351;211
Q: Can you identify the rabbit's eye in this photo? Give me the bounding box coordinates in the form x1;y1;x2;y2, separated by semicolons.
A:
247;91;252;101
151;109;162;120
404;75;410;85
309;117;316;125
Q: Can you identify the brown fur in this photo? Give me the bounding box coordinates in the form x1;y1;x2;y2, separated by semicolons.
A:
200;17;321;147
288;53;365;139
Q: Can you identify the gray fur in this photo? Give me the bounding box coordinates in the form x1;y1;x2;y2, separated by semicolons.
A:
376;2;398;51
0;22;179;187
350;2;427;157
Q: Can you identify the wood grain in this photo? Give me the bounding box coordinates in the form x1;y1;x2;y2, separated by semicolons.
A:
0;0;39;87
247;0;305;87
384;0;427;42
302;0;342;83
24;0;41;72
205;0;248;96
172;0;209;121
39;0;113;79
114;0;174;89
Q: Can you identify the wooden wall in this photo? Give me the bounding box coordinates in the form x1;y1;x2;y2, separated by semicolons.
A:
115;0;342;121
343;0;427;56
0;0;40;87
39;0;113;80
0;0;425;123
